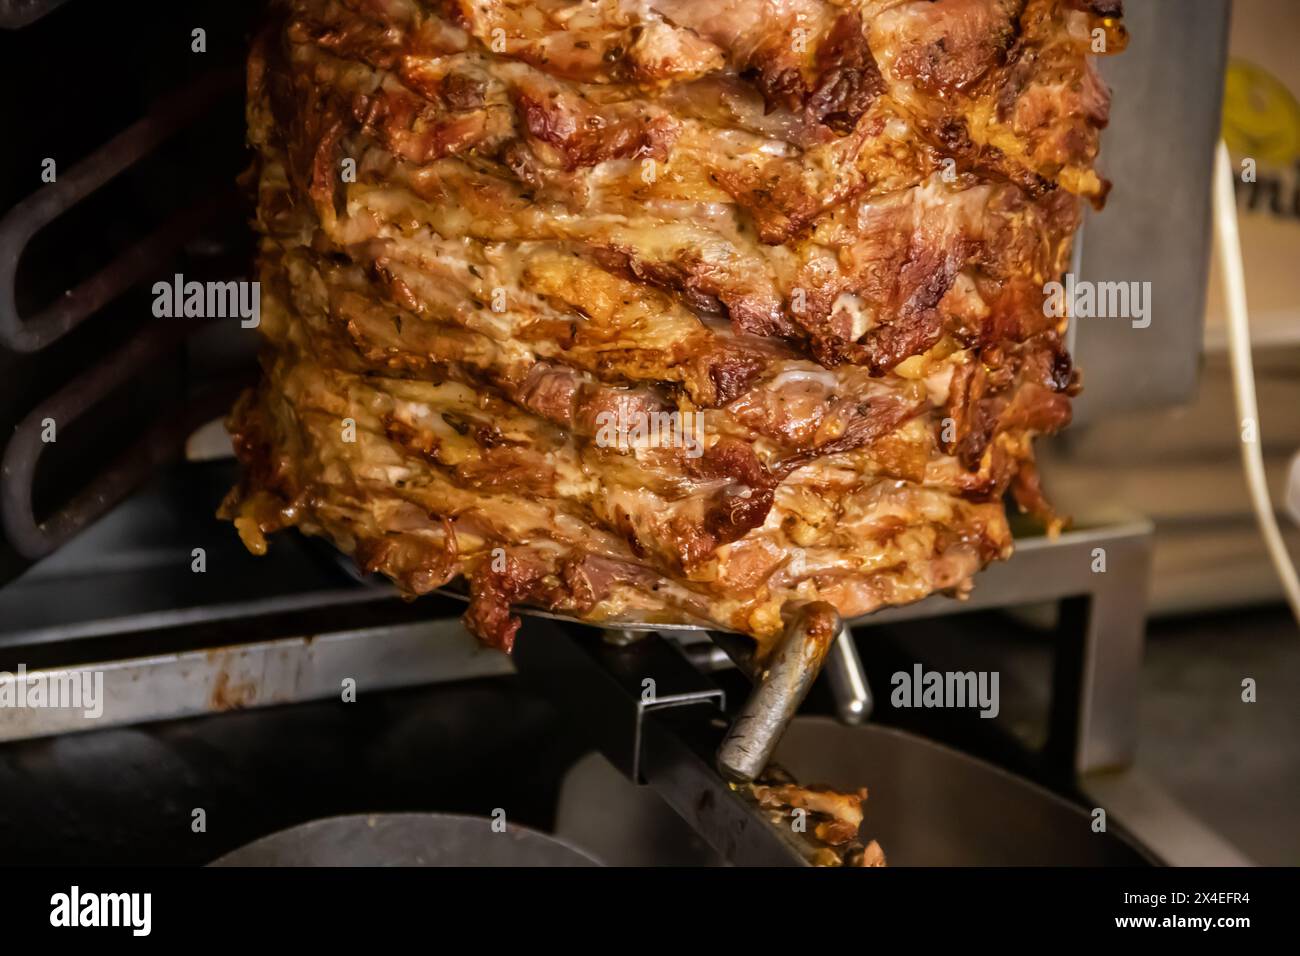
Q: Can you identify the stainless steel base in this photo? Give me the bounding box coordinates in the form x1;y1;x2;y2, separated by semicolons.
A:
1;521;1151;755
0;515;1250;866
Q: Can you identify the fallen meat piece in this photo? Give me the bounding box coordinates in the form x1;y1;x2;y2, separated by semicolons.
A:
747;766;886;867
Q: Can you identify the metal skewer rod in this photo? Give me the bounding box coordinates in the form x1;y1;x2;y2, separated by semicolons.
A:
824;623;872;725
714;602;841;782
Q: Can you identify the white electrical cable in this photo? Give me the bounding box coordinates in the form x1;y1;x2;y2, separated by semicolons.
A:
1212;140;1300;626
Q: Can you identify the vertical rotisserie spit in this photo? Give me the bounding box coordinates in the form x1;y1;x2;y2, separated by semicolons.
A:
224;0;1124;653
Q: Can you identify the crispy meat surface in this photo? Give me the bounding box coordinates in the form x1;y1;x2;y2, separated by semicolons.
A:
748;766;886;867
225;0;1120;651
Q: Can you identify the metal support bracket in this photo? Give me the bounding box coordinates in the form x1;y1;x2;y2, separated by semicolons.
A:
513;622;813;865
857;520;1154;776
515;624;724;784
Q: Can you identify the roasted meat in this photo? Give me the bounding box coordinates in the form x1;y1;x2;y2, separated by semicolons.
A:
225;0;1122;652
748;766;886;867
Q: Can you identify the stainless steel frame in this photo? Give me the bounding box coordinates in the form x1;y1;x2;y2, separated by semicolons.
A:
0;516;1254;864
1072;0;1231;421
0;525;1150;771
856;520;1153;776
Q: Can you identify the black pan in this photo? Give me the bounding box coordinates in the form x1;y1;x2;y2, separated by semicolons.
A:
771;718;1151;865
210;813;600;867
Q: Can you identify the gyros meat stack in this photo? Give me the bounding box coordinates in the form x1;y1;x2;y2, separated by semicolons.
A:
225;0;1125;653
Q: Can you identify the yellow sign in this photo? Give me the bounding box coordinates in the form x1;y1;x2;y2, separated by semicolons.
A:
1223;58;1300;168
